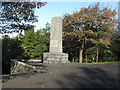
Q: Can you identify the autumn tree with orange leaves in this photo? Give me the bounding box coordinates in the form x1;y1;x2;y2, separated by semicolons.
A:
63;3;118;63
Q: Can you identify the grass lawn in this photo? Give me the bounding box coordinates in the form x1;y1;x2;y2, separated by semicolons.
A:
70;61;119;64
83;61;120;64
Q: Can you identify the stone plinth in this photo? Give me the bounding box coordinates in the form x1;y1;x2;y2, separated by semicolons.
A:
43;53;68;64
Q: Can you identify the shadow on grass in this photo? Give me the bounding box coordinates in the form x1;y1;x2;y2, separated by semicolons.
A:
55;64;119;88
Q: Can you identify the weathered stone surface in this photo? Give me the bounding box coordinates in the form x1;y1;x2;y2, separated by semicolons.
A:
43;53;68;64
50;17;62;53
43;17;68;64
11;59;36;74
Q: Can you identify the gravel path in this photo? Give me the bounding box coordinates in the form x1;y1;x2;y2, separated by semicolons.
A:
2;63;119;88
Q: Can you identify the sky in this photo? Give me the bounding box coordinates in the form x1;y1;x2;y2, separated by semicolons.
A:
5;0;119;37
33;2;119;30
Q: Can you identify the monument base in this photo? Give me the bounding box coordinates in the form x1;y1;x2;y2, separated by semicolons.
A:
43;53;68;64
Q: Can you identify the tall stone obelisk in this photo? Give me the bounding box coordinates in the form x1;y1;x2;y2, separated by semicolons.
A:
43;17;68;64
50;17;62;53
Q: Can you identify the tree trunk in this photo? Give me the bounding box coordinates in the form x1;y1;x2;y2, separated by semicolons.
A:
79;45;84;64
72;58;75;62
84;37;87;63
96;49;99;63
85;55;88;63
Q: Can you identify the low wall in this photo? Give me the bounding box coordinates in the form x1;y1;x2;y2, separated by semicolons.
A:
11;59;36;75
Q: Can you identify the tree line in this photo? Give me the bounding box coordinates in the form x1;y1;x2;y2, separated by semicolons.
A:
62;3;120;63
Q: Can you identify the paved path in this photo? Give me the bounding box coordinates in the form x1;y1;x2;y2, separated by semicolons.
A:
2;63;119;88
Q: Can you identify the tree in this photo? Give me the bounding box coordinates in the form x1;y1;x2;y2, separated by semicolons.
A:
45;22;51;31
63;3;118;63
63;30;85;63
0;2;47;33
16;28;50;59
2;35;23;74
110;35;120;61
63;3;117;32
63;29;98;63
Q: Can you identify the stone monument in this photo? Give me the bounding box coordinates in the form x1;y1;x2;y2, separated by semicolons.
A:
43;17;68;64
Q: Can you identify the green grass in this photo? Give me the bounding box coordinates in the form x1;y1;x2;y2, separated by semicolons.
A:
82;61;120;64
69;61;119;64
